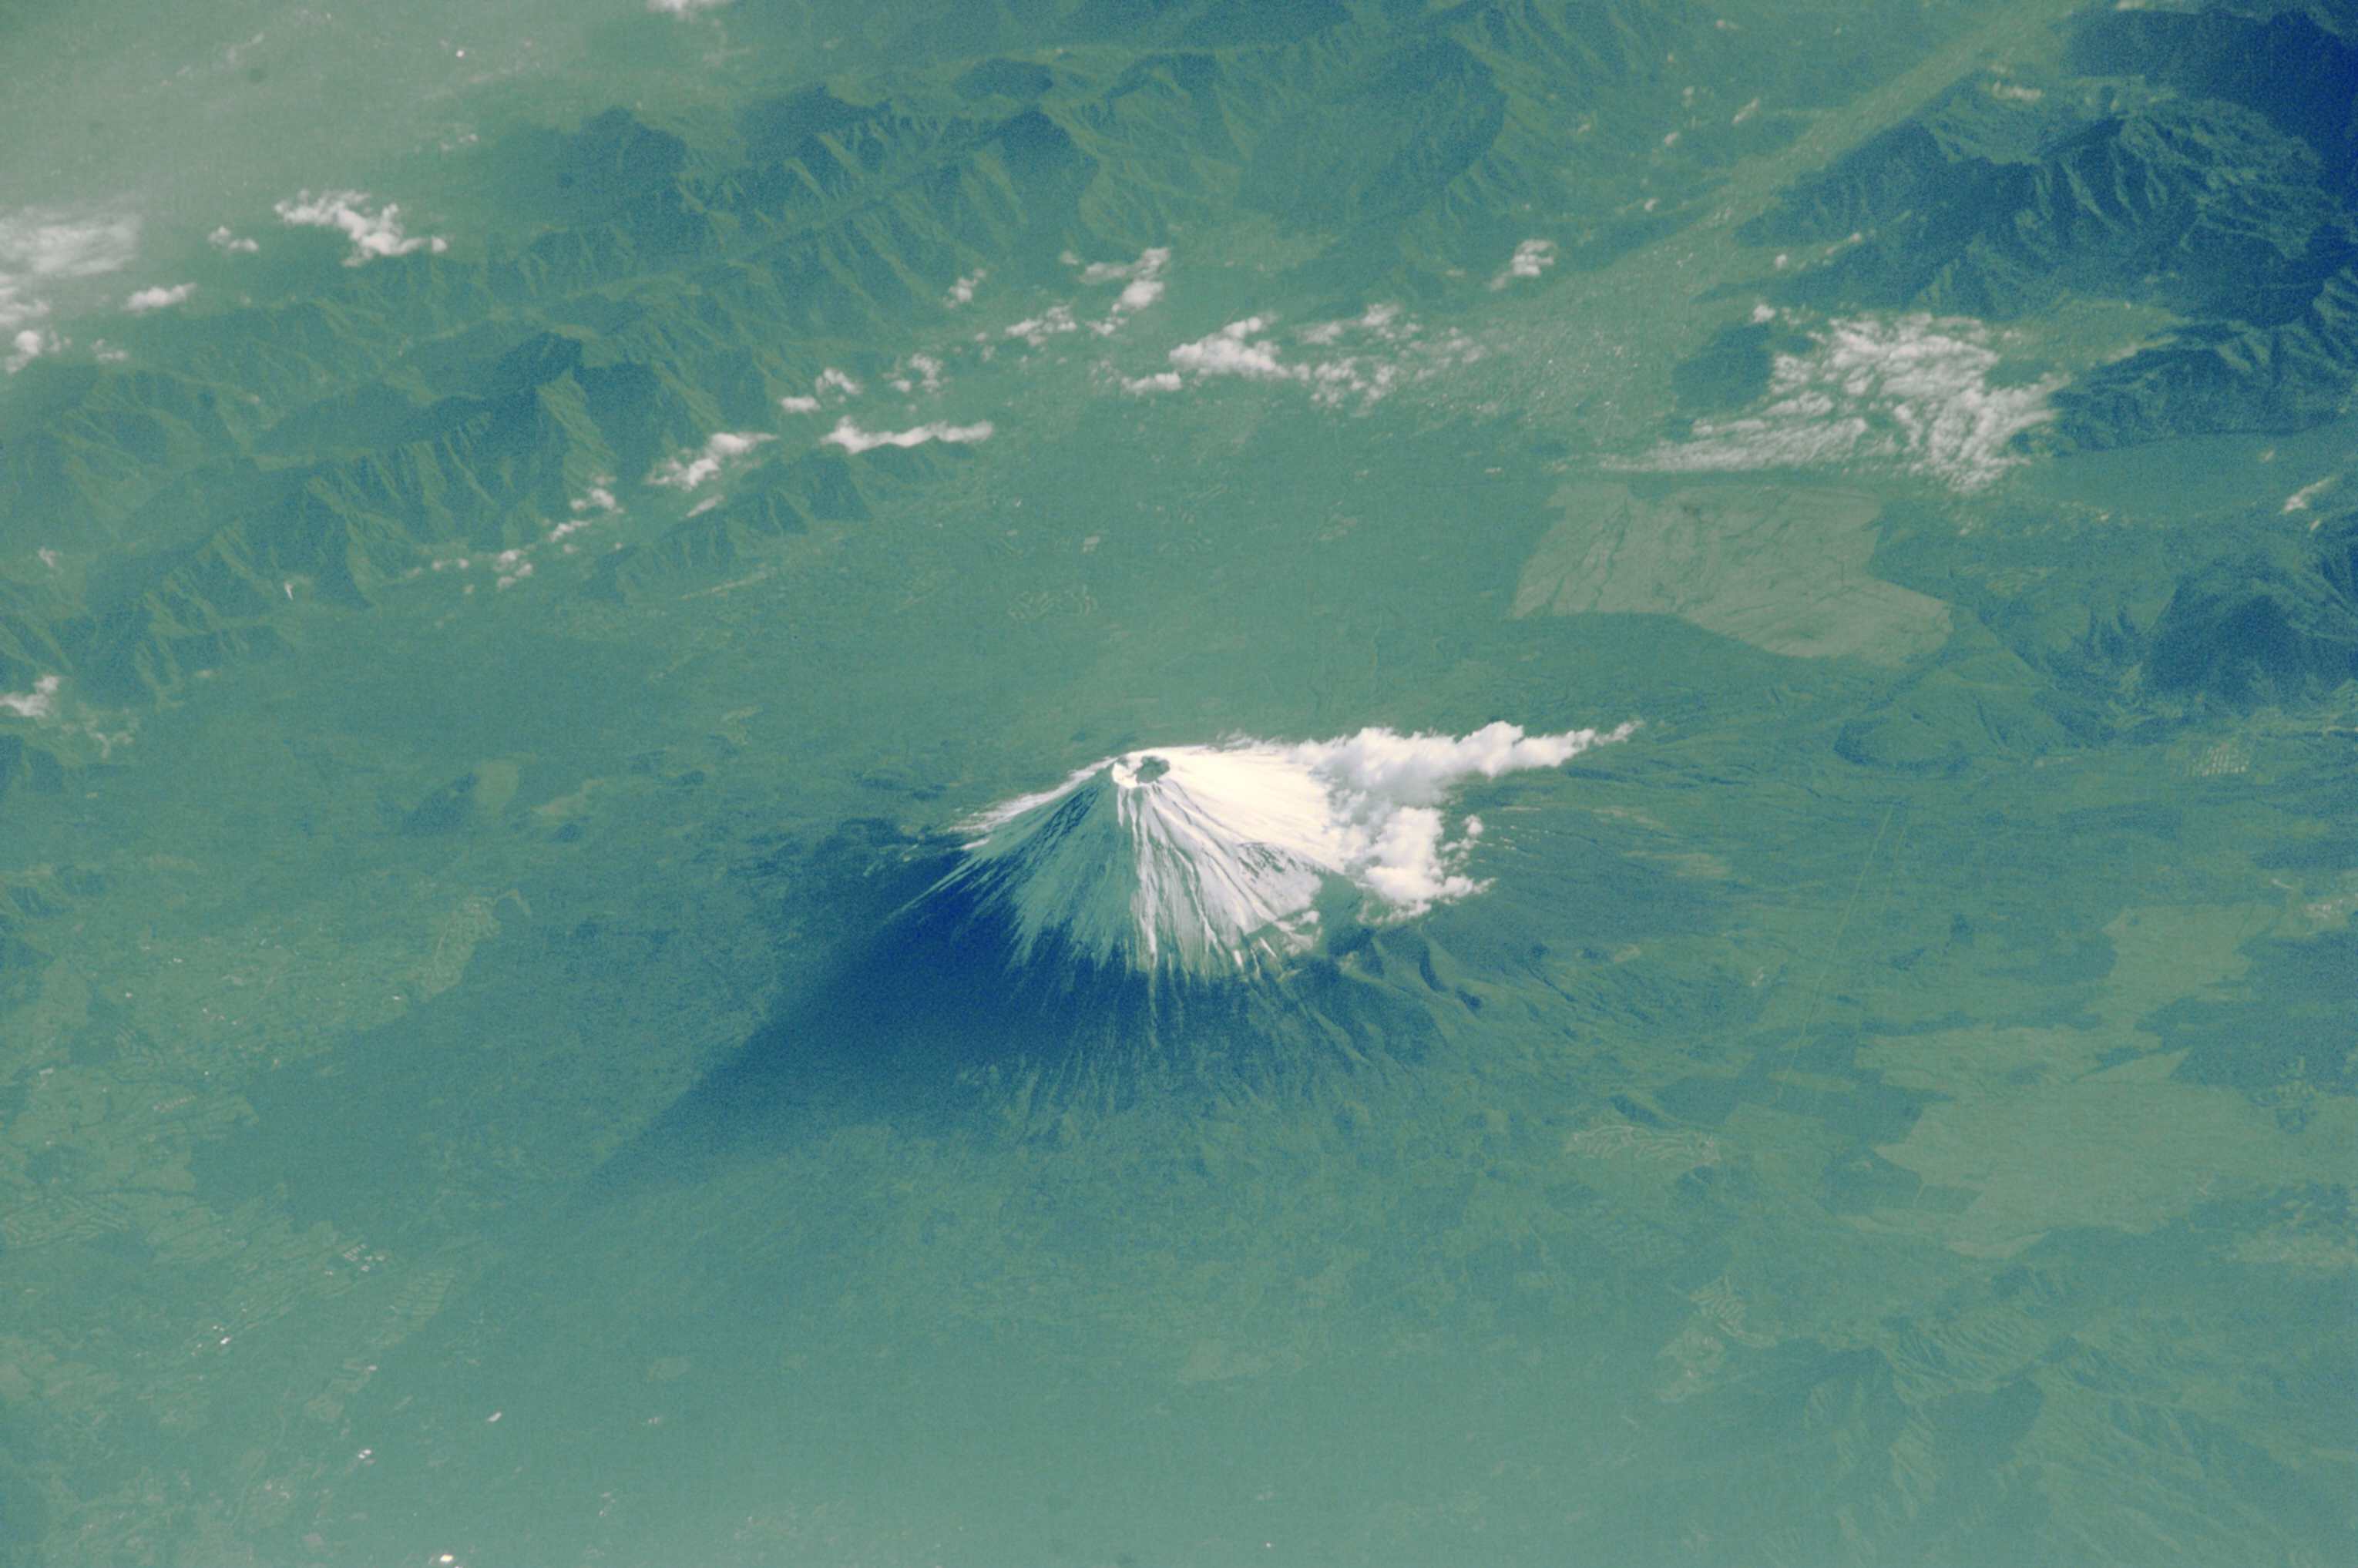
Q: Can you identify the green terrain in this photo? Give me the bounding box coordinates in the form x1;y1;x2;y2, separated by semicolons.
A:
0;0;2351;1563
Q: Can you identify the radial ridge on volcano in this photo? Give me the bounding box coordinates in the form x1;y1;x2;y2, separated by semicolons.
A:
931;720;1637;980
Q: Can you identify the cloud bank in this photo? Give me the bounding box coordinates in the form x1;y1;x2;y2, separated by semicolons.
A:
1;210;141;367
1127;307;1479;407
274;191;448;266
1622;313;2060;490
945;720;1638;976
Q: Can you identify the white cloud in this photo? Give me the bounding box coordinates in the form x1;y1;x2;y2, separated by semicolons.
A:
1168;316;1292;380
1621;313;2061;491
892;353;945;395
0;211;139;287
784;368;860;411
1307;357;1404;408
648;431;774;490
945;270;986;307
1080;246;1170;311
207;226;259;254
2283;474;2340;515
0;674;62;720
821;418;993;454
1;210;140;345
273;190;448;266
0;281;43;332
1117;275;1164;313
5;328;56;374
1286;722;1645;914
124;282;196;314
648;0;733;12
1300;302;1406;347
549;482;620;541
1125;307;1480;408
944;720;1639;976
1006;304;1078;348
1075;247;1171;327
1490;237;1557;289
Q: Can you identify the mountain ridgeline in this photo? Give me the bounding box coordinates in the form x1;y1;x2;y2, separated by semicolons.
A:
1735;3;2358;449
3;0;2353;811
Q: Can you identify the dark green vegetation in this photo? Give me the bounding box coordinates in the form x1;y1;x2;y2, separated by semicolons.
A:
1;1;2351;1564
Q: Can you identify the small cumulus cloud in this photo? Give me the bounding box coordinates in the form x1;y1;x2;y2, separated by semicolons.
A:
5;328;57;374
1078;247;1170;315
0;673;62;720
1168;316;1292;381
1117;274;1165;314
945;270;986;307
207;226;260;254
1071;248;1171;334
821;418;993;454
1006;304;1078;348
273;191;448;266
124;282;196;313
1299;302;1405;347
892;354;945;395
648;0;733;12
784;367;862;411
1490;238;1556;290
648;431;774;490
549;481;620;541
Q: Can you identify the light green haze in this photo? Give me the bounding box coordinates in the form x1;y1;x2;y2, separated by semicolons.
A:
1;0;2352;1563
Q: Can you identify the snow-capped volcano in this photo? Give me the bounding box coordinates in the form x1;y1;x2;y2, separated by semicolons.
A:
594;721;1641;1177
932;721;1637;980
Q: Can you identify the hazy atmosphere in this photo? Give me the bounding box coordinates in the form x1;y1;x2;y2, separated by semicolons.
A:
2;0;2353;1563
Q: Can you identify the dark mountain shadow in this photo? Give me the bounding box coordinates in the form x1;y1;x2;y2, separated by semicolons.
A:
583;822;1443;1201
